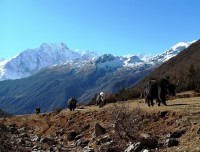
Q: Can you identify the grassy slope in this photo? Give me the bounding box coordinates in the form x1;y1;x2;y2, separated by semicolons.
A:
120;40;200;99
0;92;200;151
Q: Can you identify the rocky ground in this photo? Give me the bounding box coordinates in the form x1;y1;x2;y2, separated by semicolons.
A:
0;91;200;152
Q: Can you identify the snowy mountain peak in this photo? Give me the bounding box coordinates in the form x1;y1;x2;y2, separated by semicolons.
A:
39;42;69;51
171;41;196;51
95;54;123;70
75;49;98;60
125;55;143;63
95;54;145;70
95;54;116;64
0;43;98;81
0;40;197;81
136;53;153;62
122;55;144;67
150;40;196;63
171;41;189;50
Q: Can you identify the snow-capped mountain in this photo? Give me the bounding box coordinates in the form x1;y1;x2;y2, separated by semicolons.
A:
92;40;195;70
95;54;143;68
0;40;198;114
149;41;196;64
135;53;153;62
0;43;97;81
0;41;195;81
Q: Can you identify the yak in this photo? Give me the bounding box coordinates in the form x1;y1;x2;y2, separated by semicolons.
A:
68;97;77;111
35;107;40;115
142;78;176;107
96;92;106;108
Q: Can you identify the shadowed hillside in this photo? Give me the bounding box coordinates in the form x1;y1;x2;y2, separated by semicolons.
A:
146;39;200;90
120;40;200;99
0;58;150;115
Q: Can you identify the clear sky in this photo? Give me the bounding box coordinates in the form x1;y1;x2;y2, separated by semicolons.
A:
1;0;200;59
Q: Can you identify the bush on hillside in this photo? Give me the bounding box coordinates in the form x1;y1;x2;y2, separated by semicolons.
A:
111;102;143;142
53;107;62;114
105;93;117;103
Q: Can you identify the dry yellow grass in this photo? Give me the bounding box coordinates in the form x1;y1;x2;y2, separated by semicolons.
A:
0;93;200;151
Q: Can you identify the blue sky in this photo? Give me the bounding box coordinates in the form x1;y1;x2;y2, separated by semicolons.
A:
1;0;200;59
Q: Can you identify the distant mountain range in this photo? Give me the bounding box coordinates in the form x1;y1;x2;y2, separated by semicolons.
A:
0;41;194;81
0;41;195;114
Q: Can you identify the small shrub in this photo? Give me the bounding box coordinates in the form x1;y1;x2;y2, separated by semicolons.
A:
111;102;143;142
53;108;62;114
105;93;117;103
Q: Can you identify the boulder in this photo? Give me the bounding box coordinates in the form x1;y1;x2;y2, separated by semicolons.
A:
76;139;90;148
140;137;158;149
124;142;143;152
160;111;168;117
31;135;41;142
124;136;158;152
93;123;106;137
167;129;186;138
67;131;77;141
83;145;95;152
95;135;112;145
165;138;179;147
9;126;19;134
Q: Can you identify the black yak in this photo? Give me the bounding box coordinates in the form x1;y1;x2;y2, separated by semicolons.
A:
142;79;176;107
35;107;40;115
68;97;77;111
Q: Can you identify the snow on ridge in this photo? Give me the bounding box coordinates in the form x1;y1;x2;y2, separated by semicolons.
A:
150;40;196;63
171;40;196;51
75;49;98;60
171;42;189;50
122;56;144;67
0;40;197;81
95;54;122;68
0;43;98;81
39;42;69;52
122;53;153;62
95;53;145;69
